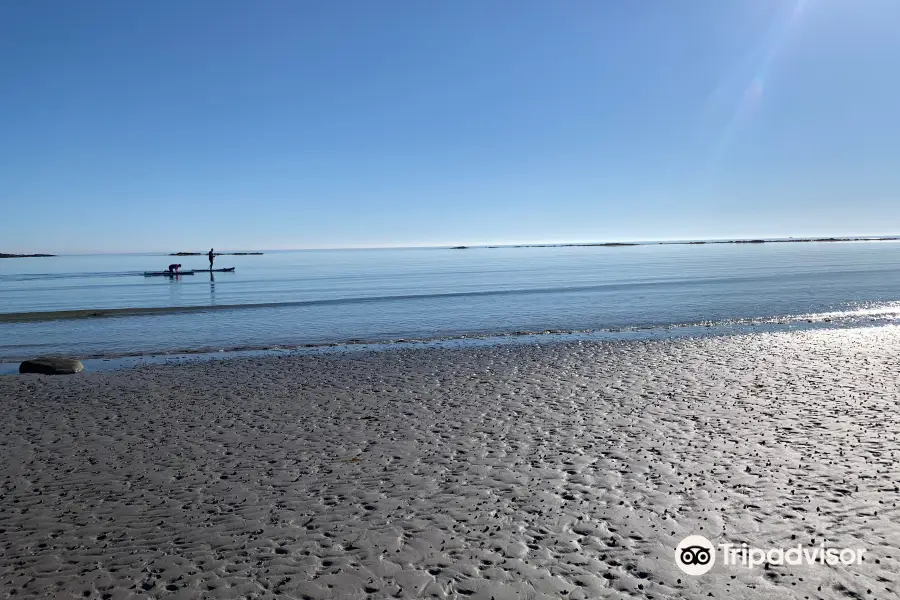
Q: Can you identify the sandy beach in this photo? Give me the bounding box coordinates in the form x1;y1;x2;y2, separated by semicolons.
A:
1;327;899;599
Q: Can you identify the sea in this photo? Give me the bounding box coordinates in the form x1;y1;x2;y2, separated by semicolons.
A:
2;241;900;372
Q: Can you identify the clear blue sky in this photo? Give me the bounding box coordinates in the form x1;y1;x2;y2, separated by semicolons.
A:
2;0;899;253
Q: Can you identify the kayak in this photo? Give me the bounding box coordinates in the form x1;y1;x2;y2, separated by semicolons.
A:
144;270;196;276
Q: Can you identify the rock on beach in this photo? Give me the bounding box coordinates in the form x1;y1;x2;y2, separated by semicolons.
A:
18;357;84;375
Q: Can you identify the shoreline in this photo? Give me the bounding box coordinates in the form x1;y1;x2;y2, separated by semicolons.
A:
2;319;895;375
1;327;895;599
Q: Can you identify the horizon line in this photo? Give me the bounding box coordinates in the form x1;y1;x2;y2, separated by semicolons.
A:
6;233;900;255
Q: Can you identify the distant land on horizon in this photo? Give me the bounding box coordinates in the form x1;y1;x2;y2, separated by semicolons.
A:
474;235;900;249
0;253;56;258
5;236;900;256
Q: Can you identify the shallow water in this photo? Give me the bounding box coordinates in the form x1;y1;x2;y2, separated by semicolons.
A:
2;242;900;360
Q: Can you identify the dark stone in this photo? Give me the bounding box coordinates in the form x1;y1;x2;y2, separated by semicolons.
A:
19;357;84;375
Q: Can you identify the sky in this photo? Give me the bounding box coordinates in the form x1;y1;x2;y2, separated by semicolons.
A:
2;0;900;253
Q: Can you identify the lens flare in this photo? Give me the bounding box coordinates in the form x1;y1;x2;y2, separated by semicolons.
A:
704;0;808;172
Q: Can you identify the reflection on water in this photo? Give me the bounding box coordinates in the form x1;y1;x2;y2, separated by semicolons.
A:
167;274;184;304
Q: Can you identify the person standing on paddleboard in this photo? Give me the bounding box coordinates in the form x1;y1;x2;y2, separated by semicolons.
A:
208;248;215;270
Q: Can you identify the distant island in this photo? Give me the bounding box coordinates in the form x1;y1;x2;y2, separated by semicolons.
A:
169;251;264;256
485;242;640;249
668;237;885;245
466;236;900;250
0;253;55;258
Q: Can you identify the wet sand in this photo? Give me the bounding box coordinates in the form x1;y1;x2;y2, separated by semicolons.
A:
1;327;899;599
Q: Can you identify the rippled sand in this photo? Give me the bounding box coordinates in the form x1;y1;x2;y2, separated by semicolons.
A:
2;327;899;599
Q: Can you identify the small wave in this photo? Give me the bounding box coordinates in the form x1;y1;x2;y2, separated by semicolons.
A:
4;294;900;328
5;319;898;371
5;275;896;323
0;271;144;282
0;285;677;322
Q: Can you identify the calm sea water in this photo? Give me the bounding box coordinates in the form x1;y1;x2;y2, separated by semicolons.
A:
2;242;900;362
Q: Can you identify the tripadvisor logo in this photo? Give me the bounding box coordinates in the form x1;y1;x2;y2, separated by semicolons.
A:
675;535;866;575
676;535;716;575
